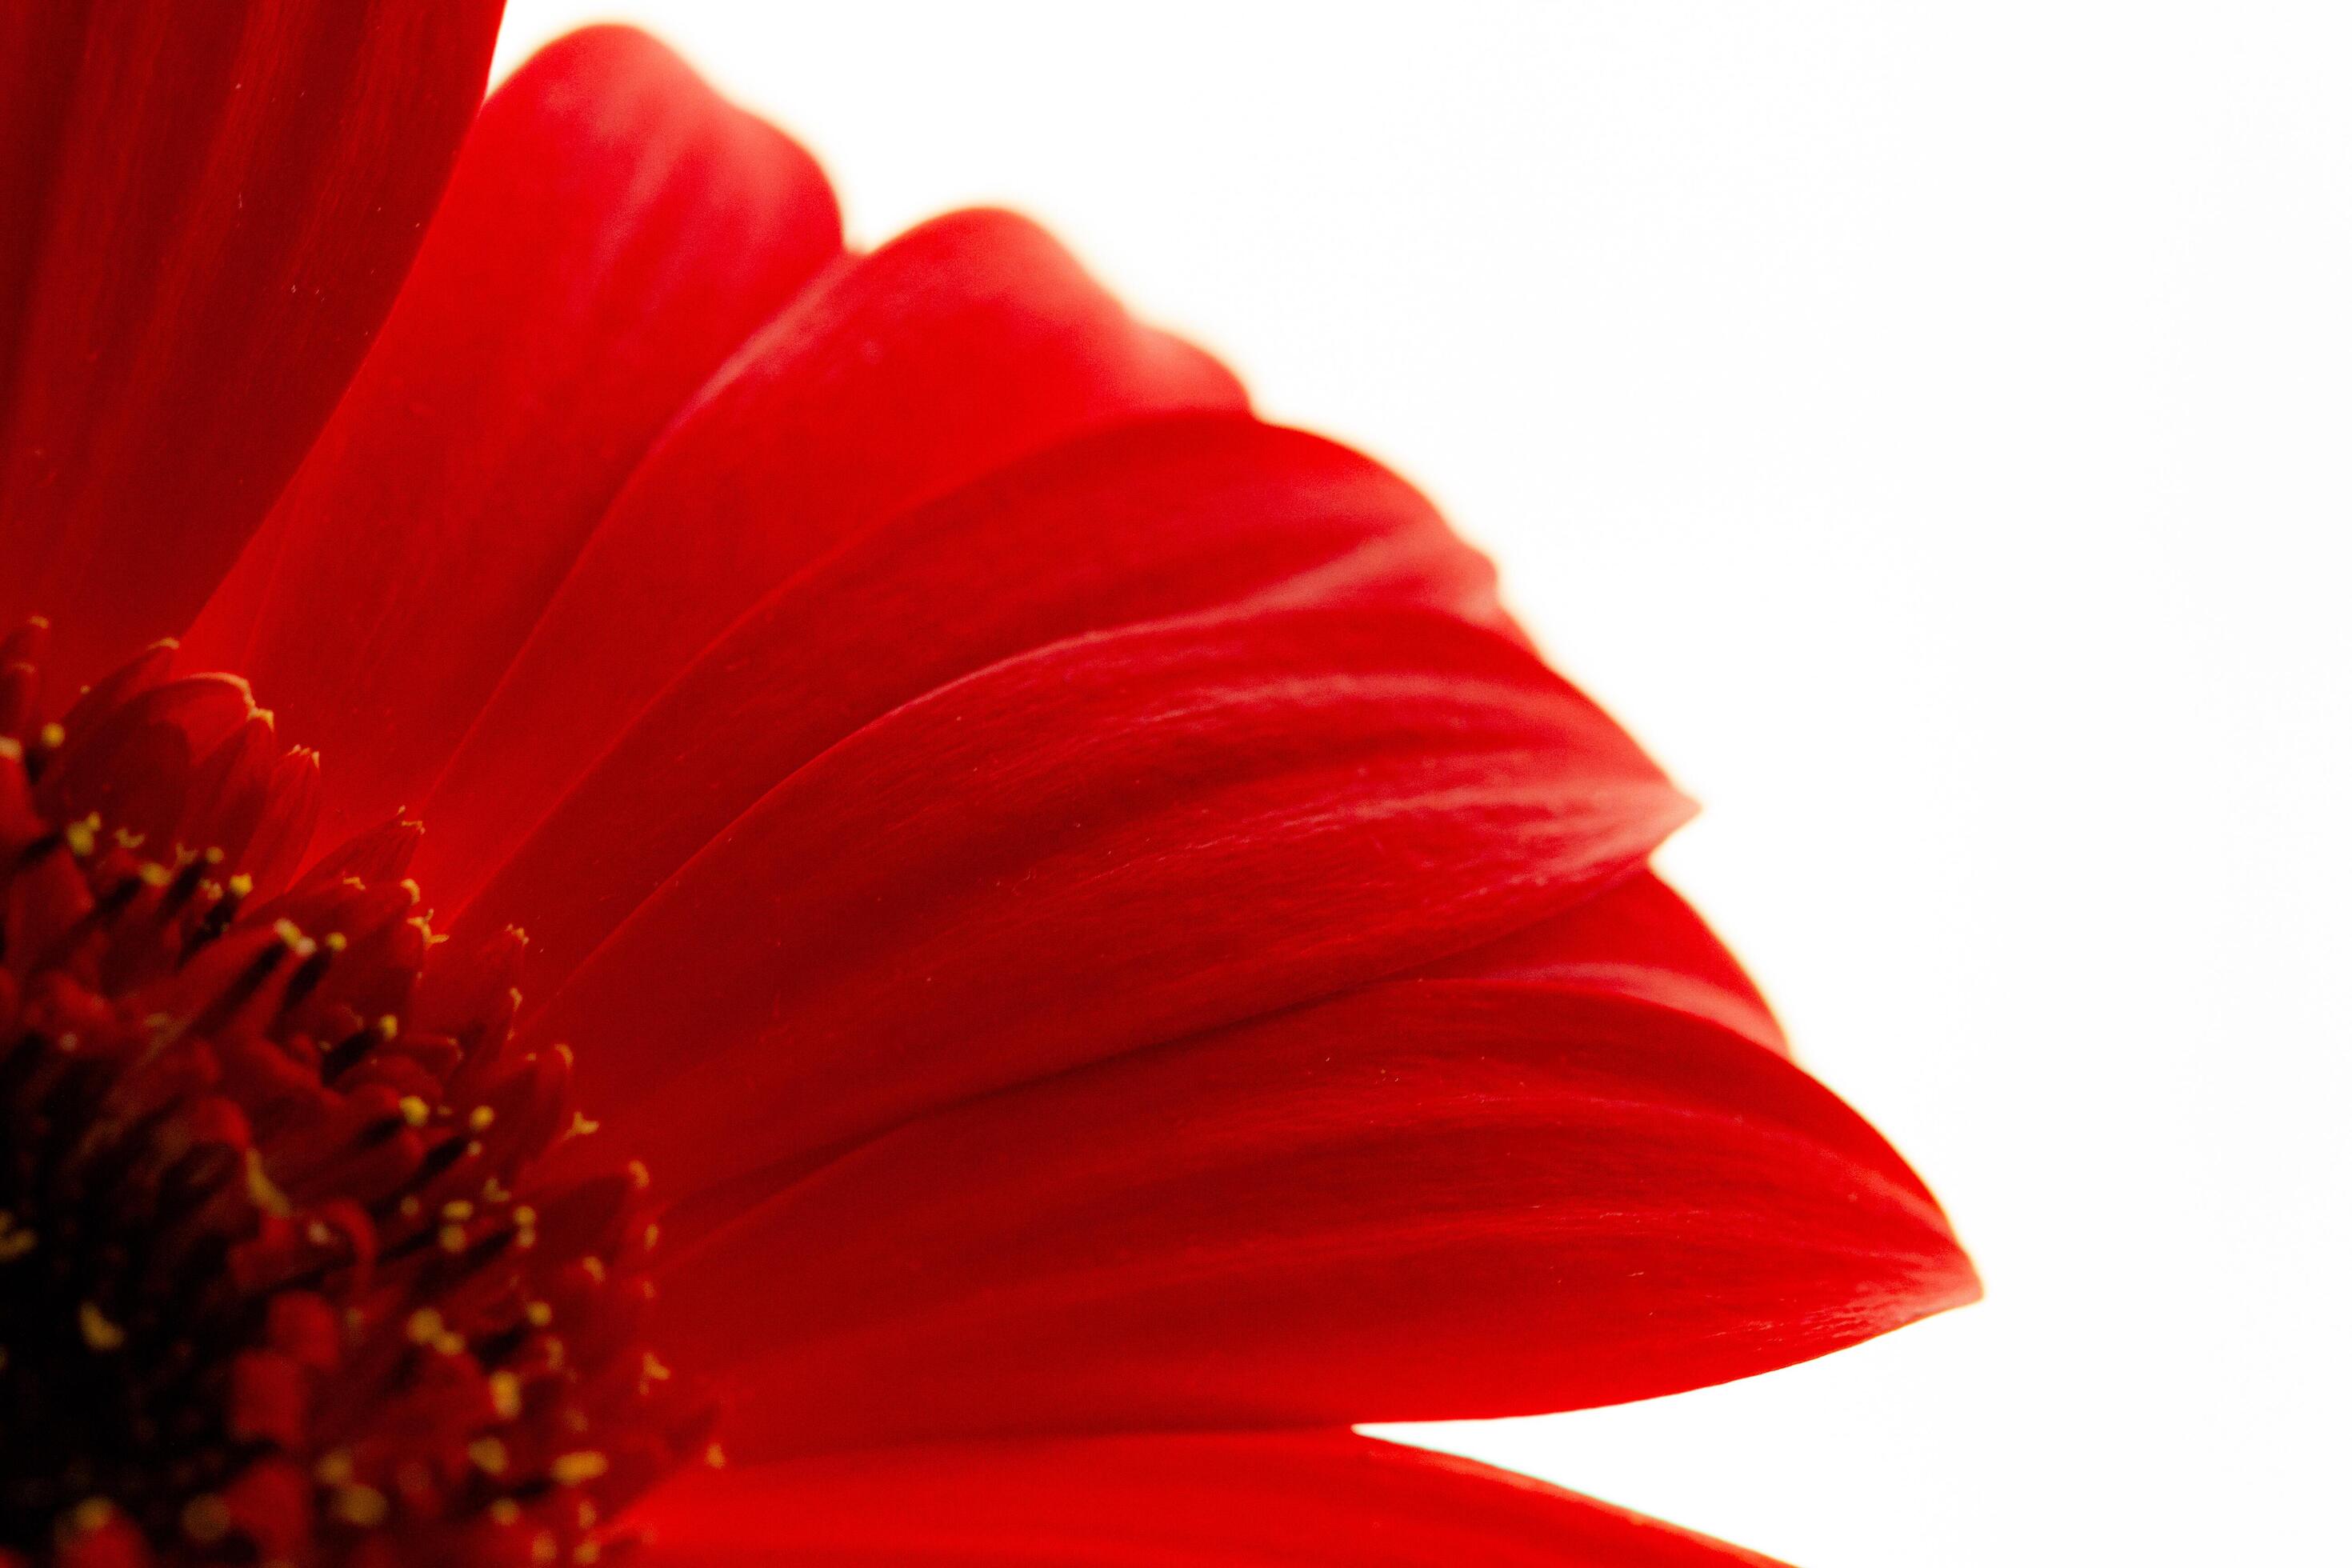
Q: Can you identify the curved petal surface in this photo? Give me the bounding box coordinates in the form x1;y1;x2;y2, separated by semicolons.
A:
186;25;842;844
437;415;1511;967
416;207;1246;869
526;606;1689;1200
634;1432;1789;1567
0;0;504;687
655;932;1974;1455
1418;867;1789;1055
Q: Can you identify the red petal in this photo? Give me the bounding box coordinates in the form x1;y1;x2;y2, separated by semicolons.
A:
654;962;1973;1456
0;0;504;689
634;1432;1789;1567
183;26;842;846
432;414;1511;964
1418;867;1790;1055
525;605;1688;1201
413;207;1246;877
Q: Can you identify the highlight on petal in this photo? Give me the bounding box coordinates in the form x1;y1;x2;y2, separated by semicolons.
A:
1417;866;1790;1055
634;1431;1790;1567
654;918;1974;1458
434;414;1513;960
0;0;505;689
523;605;1691;1201
186;25;844;846
414;206;1248;874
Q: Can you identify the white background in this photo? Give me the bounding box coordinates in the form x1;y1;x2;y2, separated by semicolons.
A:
493;6;2350;1563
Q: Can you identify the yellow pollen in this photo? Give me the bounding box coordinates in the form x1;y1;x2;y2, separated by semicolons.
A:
0;698;713;1550
37;722;63;750
245;1149;292;1218
78;1301;125;1351
703;1442;726;1470
181;1494;233;1544
0;736;17;761
550;1450;608;1487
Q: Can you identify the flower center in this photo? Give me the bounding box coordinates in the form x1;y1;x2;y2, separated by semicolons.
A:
0;621;710;1567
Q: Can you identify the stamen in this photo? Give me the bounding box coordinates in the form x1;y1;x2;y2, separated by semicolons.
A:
0;624;710;1565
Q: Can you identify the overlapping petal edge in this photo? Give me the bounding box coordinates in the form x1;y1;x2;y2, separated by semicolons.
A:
0;9;1976;1566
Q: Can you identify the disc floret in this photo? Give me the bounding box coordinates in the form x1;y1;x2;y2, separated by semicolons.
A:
0;622;710;1568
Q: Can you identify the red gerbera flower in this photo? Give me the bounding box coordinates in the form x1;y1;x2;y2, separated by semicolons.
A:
0;11;1978;1566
